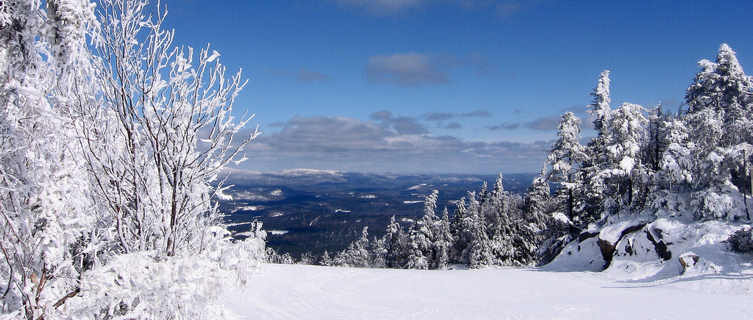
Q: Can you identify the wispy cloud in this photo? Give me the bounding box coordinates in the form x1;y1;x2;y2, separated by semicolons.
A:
268;68;331;84
424;109;492;121
365;53;494;86
366;53;449;86
246;115;550;173
370;110;429;135
334;0;424;13
524;115;560;131
444;122;462;129
333;0;548;18
297;68;331;83
488;122;520;130
489;105;594;132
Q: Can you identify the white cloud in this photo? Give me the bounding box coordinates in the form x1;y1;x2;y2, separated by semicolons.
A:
243;116;550;173
366;53;448;86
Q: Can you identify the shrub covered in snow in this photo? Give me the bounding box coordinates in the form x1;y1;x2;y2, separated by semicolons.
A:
66;226;265;319
727;227;753;253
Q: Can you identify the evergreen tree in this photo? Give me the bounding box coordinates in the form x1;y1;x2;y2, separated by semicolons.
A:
525;168;551;215
546;112;588;224
590;70;612;137
604;103;649;209
334;227;371;267
319;250;333;266
406;190;440;269
433;207;454;269
686;43;753;148
370;237;388;268
582;70;613;223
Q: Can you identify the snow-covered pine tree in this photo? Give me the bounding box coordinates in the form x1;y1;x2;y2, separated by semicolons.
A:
582;70;613;223
683;44;753;221
604;103;649;210
370;237;388;268
335;226;371;267
686;44;753;148
406;190;439;269
590;70;612;138
383;215;408;268
546;112;588;225
433;207;453;269
319;250;333;266
645;105;669;172
525;168;551;215
467;215;493;268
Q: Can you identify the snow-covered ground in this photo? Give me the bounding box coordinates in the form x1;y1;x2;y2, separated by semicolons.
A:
222;263;753;320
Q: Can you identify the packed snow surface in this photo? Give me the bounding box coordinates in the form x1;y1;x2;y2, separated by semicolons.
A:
223;263;753;320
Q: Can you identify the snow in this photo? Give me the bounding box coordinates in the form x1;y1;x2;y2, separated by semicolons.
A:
544;237;605;272
232;205;262;213
407;183;428;190
232;191;271;201
551;212;571;225
619;156;635;172
598;218;648;244
222;263;753;320
279;168;342;176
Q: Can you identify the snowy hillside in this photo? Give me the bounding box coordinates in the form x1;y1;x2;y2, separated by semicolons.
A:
223;264;753;320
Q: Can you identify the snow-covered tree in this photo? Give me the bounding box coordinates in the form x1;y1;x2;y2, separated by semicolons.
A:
686;43;753;148
406;190;439;269
383;216;408;268
525;168;551;214
370;237;388;268
334;227;371;267
589;70;612;137
604;103;649;208
546;112;587;223
84;0;258;257
581;70;614;222
0;1;102;317
433;207;453;269
319;250;333;266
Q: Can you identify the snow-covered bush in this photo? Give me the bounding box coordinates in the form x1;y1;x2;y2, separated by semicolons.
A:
266;248;295;264
67;226;265;319
727;227;753;253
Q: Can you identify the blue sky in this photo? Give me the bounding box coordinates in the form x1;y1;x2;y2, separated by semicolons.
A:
165;0;753;174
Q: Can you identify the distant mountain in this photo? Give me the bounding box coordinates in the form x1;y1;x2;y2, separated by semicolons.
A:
220;170;537;257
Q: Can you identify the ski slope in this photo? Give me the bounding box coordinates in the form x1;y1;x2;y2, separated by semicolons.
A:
222;263;753;320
